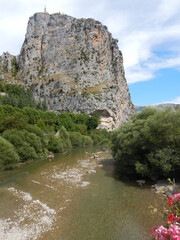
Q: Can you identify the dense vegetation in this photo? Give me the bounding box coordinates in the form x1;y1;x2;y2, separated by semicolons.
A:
0;82;111;171
111;107;180;180
0;80;47;110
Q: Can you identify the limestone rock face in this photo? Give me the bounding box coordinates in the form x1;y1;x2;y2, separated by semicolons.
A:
0;12;134;130
0;52;13;72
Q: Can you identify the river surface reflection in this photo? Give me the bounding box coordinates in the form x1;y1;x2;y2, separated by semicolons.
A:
0;148;163;240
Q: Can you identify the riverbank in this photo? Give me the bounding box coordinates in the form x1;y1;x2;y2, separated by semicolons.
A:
151;180;180;197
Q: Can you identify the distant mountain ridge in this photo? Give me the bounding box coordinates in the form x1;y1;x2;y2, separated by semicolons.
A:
135;103;180;112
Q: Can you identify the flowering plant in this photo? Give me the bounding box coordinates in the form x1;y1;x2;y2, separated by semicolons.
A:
150;193;180;240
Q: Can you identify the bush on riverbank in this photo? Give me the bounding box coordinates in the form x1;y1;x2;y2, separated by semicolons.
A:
0;137;19;170
2;129;43;161
111;107;180;180
48;127;72;153
90;129;111;147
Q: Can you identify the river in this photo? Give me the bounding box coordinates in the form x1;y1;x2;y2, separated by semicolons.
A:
0;148;163;240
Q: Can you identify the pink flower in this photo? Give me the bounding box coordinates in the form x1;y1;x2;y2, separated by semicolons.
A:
151;225;169;240
171;193;180;205
168;224;180;240
167;213;180;224
150;193;180;240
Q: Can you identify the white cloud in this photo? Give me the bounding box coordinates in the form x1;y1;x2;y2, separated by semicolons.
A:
170;96;180;104
156;96;180;105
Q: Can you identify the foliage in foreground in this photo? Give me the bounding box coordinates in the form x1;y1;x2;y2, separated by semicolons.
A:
150;192;180;239
0;137;19;170
2;129;44;161
111;107;180;180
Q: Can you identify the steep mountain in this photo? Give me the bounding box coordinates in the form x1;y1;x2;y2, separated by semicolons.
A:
0;11;134;130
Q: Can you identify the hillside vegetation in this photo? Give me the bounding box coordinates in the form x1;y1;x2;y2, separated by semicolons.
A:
111;107;180;180
0;81;111;170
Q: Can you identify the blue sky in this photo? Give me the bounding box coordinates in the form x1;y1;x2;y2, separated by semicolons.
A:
129;68;180;105
0;0;180;106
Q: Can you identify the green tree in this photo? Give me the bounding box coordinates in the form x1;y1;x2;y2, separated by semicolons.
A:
2;129;43;161
47;133;64;153
69;132;83;148
86;117;98;131
56;113;77;131
82;135;93;147
59;126;72;151
37;119;46;130
111;107;180;180
25;124;47;149
90;129;111;147
0;137;20;170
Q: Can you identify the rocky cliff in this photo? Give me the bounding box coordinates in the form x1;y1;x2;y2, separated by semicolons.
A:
0;12;134;130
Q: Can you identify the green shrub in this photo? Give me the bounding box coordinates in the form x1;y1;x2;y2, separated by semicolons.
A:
75;124;87;135
58;126;72;151
111;107;180;179
61;138;72;152
37;119;46;130
90;129;111;147
69;132;83;148
0;80;6;92
2;129;42;161
59;126;69;139
25;124;47;148
0;137;20;170
56;113;77;131
47;133;64;153
69;113;89;125
22;131;43;154
86;117;98;130
17;143;37;161
82;135;93;147
0;112;28;133
23;107;40;124
1;84;37;108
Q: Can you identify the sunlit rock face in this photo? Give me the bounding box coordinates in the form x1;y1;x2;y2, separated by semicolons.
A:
0;12;134;129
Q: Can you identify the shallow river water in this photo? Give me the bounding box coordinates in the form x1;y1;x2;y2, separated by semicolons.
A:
0;148;163;240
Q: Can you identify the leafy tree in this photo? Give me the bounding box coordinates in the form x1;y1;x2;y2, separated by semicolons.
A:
69;113;89;125
0;137;19;170
69;132;84;148
111;107;180;180
90;110;100;123
90;129;111;147
82;135;93;147
0;112;28;132
2;129;43;161
0;82;49;110
56;113;77;131
75;124;87;135
47;133;63;153
25;124;47;148
0;80;6;92
86;117;98;131
58;126;72;151
37;119;46;130
23;107;40;124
